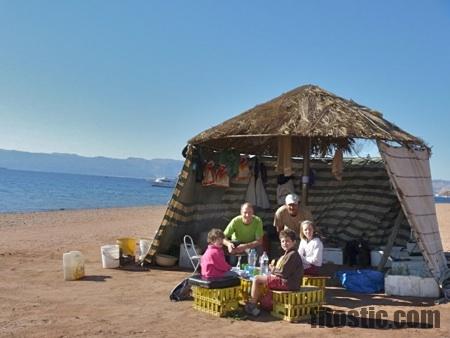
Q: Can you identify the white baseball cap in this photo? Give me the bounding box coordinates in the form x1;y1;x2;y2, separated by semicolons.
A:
285;193;299;205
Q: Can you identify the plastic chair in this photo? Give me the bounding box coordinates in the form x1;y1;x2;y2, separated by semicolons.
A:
183;235;202;273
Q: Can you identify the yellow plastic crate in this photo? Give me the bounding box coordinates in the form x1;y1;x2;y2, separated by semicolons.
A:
301;276;329;290
239;278;268;303
271;286;324;322
191;285;241;317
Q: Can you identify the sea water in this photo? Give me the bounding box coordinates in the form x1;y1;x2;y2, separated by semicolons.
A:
435;196;450;204
0;168;173;213
1;167;449;213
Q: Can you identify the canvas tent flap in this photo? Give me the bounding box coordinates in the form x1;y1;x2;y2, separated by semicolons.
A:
378;141;448;281
149;145;413;260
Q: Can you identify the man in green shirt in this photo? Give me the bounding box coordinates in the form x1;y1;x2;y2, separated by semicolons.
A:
223;203;263;259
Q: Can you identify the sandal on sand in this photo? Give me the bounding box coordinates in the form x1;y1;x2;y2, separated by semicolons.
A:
227;310;248;320
244;302;260;316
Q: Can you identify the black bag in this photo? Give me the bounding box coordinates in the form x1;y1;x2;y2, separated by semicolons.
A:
169;278;193;301
344;239;371;267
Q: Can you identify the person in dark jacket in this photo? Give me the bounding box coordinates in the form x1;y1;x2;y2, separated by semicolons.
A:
244;228;303;316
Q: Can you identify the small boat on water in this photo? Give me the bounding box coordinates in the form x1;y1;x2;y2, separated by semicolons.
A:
152;177;176;188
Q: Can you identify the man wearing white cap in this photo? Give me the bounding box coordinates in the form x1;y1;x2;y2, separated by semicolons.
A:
273;193;313;237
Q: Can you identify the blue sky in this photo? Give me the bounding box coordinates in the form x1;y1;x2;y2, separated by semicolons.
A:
0;1;449;179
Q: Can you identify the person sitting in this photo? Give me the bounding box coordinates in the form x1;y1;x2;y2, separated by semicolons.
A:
298;220;323;275
273;193;313;237
244;228;303;316
223;202;263;264
200;228;236;279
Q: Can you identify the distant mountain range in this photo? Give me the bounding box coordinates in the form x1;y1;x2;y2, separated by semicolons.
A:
432;179;450;197
0;149;183;179
1;149;449;192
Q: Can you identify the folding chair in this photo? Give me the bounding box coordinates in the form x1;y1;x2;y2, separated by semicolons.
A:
183;235;202;273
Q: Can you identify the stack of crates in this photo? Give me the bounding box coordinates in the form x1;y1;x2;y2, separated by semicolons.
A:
239;279;268;304
271;286;324;322
191;285;241;317
301;276;329;291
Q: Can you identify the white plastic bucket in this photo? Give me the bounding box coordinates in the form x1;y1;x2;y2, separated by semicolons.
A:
101;244;120;268
63;251;85;281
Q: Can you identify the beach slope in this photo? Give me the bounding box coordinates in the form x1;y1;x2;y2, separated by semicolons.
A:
1;205;449;337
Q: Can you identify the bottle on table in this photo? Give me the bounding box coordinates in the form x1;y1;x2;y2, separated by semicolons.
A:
247;248;257;275
248;248;257;267
260;251;269;275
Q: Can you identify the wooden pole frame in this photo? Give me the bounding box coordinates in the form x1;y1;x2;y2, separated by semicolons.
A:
301;138;311;207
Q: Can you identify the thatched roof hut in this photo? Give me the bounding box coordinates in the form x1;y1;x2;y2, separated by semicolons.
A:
189;85;427;156
149;84;448;286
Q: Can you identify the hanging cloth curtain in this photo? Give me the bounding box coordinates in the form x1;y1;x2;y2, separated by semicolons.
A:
255;175;271;209
236;156;251;180
245;174;257;205
245;159;270;209
378;141;449;282
202;160;215;186
214;164;230;188
276;177;295;205
277;136;293;176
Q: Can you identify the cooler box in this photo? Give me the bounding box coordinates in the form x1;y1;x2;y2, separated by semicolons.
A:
385;275;440;298
323;247;343;265
390;258;429;276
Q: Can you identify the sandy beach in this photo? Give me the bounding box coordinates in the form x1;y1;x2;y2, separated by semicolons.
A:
1;204;449;338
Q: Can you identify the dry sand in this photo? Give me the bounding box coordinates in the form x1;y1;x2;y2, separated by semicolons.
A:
1;204;450;338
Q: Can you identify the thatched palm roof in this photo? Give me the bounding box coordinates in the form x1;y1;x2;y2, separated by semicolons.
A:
189;85;426;156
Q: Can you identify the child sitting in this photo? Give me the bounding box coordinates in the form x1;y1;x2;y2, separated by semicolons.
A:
200;228;235;279
298;220;323;275
245;228;303;316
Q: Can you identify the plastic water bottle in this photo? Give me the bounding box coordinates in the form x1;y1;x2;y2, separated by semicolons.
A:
63;251;85;281
248;249;257;270
260;251;269;275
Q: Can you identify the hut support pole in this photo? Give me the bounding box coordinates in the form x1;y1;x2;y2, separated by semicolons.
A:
377;211;404;271
301;138;311;207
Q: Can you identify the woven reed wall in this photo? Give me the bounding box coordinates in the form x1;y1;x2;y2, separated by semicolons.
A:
148;153;410;259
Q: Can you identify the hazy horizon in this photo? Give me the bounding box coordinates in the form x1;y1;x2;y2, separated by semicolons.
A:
2;147;450;182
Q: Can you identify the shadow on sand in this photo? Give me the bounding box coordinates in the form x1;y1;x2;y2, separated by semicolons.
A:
80;275;112;282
